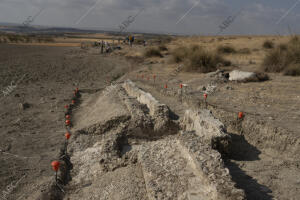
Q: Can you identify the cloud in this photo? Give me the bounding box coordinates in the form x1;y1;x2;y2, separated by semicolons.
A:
0;0;299;34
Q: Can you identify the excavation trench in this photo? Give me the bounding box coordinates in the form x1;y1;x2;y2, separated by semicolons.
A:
131;80;300;199
47;80;245;200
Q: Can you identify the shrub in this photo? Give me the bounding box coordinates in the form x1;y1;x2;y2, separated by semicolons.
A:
243;72;270;82
184;47;230;73
289;36;300;44
171;46;189;63
284;63;300;76
170;45;230;72
261;48;287;72
261;36;300;76
144;48;163;58
190;44;201;51
238;48;251;54
255;72;270;81
263;40;274;49
158;45;168;51
217;45;236;54
278;44;288;51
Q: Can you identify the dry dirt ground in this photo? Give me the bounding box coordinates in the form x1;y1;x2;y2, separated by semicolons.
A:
0;43;132;200
0;35;300;200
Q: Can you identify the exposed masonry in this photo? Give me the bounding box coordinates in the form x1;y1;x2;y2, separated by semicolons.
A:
60;80;245;199
123;80;245;199
142;81;300;159
178;132;245;200
123;80;173;135
182;109;231;155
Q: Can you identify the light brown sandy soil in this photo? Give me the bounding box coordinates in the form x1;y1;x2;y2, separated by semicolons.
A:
0;43;132;200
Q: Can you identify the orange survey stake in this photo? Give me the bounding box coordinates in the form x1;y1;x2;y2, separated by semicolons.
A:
65;120;71;126
51;161;60;172
65;132;71;140
238;112;244;119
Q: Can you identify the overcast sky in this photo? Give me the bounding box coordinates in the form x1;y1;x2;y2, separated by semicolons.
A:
0;0;299;35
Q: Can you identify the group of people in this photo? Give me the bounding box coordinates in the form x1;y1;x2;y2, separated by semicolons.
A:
97;35;147;54
124;35;147;47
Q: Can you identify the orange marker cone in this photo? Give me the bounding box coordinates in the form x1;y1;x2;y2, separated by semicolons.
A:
238;112;244;119
65;132;71;140
51;161;60;183
64;105;69;109
72;100;76;105
180;84;183;89
65;120;71;126
164;84;168;89
204;93;208;108
51;161;60;172
65;115;71;120
65;132;71;154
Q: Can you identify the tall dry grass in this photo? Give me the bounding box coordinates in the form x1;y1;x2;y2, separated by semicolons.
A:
261;36;300;76
171;45;230;73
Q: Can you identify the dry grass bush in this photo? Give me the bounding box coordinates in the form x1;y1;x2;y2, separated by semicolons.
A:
243;72;270;82
261;36;300;76
158;45;168;51
144;47;163;58
263;40;274;49
238;48;251;54
170;45;230;73
171;46;189;63
184;49;227;73
217;45;236;54
284;63;300;76
278;44;288;51
152;36;173;45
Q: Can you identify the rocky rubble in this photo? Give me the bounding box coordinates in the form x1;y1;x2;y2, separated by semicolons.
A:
63;80;245;200
182;109;231;155
123;80;173;135
178;131;245;200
